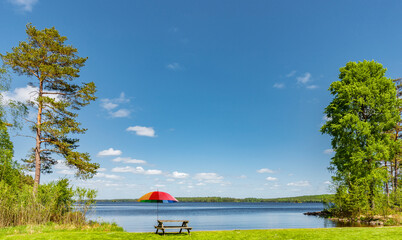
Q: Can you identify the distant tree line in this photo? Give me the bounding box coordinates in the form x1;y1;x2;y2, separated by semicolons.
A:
96;194;334;203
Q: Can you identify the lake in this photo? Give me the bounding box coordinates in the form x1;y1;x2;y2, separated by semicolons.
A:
88;202;343;232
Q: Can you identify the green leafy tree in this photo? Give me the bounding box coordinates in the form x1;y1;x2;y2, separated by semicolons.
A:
0;67;32;187
390;78;402;197
0;67;15;185
1;24;99;194
321;60;400;213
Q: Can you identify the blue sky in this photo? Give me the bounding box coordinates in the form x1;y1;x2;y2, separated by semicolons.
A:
1;0;402;199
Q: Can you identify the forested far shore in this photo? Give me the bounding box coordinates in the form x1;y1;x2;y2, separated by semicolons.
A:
96;194;334;203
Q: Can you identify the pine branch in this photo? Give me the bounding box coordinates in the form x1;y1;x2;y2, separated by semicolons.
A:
23;118;36;124
42;92;74;96
15;133;36;139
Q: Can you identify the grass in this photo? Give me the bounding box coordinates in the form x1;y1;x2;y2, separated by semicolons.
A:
0;224;401;240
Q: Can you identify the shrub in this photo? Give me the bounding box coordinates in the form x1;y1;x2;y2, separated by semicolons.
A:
0;178;97;227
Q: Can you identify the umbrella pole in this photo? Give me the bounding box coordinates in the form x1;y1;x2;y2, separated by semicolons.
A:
157;201;159;220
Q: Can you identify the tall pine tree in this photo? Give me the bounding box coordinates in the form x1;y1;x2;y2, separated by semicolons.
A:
1;24;99;194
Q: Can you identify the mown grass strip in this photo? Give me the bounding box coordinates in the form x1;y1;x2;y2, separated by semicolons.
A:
1;226;401;240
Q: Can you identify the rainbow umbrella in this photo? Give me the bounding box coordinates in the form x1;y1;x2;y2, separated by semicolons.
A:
138;191;178;219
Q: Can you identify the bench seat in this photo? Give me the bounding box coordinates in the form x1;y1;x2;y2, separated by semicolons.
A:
155;226;192;229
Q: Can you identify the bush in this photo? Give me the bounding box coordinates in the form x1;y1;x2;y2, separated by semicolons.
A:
0;178;97;227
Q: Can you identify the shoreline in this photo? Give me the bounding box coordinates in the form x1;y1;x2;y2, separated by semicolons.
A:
304;211;401;226
95;194;334;203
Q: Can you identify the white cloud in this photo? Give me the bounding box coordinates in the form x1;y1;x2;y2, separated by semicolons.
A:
110;109;130;118
102;92;129;105
257;168;275;174
8;0;38;12
194;172;224;184
111;166;139;173
111;166;162;175
170;171;189;179
2;85;37;103
113;157;146;164
54;160;75;175
126;126;156;137
57;169;74;175
295;72;318;89
297;72;311;84
146;169;163;175
306;85;318;89
101;102;118;110
166;178;175;182
322;115;332;122
2;85;61;104
323;149;334;154
166;62;182;71
287;181;311;187
95;173;123;180
266;177;278;181
196;182;205;186
98;168;107;172
105;183;120;187
239;175;247;179
115;92;130;103
273;83;285;89
100;92;130;118
155;184;165;188
286;70;296;77
97;148;122;157
324;181;331;185
54;160;69;170
75;179;112;188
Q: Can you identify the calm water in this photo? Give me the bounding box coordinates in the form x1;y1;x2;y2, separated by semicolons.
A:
88;202;341;232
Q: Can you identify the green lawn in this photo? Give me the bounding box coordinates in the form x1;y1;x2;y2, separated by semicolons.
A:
1;225;401;240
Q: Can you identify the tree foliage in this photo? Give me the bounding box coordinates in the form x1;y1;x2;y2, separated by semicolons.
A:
0;67;33;188
321;60;402;217
1;24;99;194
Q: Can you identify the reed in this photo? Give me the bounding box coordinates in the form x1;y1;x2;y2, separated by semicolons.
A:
0;178;96;227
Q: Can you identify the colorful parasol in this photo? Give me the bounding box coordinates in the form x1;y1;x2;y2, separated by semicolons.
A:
138;191;178;220
138;191;178;203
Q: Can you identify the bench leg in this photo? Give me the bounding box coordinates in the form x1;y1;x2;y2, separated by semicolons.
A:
187;229;191;235
155;228;158;234
162;229;165;235
179;228;182;233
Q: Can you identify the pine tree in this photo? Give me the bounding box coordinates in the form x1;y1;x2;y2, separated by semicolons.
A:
1;24;99;194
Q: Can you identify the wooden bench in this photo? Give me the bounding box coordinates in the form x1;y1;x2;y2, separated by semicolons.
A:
155;220;192;235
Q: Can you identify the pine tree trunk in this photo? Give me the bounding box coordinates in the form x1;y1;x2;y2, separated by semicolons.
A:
385;160;390;206
394;157;399;193
33;81;43;195
390;159;394;192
